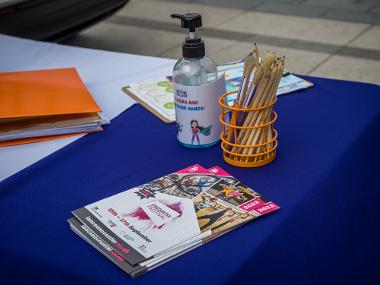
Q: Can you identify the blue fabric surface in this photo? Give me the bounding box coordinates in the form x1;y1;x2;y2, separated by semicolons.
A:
1;76;380;285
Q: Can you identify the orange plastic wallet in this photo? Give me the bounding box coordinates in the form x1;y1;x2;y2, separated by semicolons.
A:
0;67;101;119
0;68;102;146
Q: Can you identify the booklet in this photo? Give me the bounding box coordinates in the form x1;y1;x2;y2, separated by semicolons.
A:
69;164;279;277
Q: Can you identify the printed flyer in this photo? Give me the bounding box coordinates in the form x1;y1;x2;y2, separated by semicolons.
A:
69;164;279;277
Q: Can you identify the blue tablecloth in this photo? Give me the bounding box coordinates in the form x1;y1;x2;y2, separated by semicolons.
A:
1;76;380;285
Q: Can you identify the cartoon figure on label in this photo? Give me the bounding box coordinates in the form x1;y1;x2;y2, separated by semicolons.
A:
190;120;212;145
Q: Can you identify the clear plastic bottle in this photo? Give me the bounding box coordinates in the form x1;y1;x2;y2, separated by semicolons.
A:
173;56;217;86
171;13;224;148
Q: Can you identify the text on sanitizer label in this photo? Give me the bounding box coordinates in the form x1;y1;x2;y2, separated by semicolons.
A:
173;76;226;147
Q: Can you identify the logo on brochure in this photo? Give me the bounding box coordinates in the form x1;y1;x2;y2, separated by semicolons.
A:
134;187;157;199
140;201;180;227
138;244;147;253
107;220;117;228
125;200;183;230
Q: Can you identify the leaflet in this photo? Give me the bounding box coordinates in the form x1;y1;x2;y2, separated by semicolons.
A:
70;164;279;277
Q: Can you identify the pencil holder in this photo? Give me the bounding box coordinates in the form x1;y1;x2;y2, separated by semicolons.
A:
219;91;278;167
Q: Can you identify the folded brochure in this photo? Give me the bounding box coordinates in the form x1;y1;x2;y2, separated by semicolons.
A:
69;164;279;277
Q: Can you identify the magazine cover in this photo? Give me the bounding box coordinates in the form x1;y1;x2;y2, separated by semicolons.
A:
71;164;280;271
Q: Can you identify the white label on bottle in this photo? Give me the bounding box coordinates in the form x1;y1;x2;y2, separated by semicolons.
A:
174;75;226;147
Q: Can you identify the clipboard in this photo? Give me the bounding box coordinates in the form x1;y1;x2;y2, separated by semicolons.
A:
122;83;175;124
122;68;314;124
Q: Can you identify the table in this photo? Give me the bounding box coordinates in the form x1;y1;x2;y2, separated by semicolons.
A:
1;56;380;284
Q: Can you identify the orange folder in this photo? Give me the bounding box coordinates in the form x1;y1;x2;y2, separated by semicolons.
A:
0;68;102;146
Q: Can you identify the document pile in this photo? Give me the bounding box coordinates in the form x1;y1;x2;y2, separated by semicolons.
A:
68;164;279;277
0;68;105;146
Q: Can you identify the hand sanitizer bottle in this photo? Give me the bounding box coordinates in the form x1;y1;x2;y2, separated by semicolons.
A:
171;13;225;148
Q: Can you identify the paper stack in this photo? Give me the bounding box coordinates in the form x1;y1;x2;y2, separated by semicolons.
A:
68;164;279;277
0;68;105;146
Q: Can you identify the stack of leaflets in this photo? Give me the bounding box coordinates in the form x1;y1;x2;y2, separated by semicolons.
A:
68;164;279;278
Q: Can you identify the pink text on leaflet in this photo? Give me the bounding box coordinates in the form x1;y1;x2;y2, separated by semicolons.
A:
253;202;280;215
239;198;265;212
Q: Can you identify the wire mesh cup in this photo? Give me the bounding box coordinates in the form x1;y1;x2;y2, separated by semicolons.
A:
219;90;278;167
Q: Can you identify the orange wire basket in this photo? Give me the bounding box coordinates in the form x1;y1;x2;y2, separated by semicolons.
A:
219;90;278;167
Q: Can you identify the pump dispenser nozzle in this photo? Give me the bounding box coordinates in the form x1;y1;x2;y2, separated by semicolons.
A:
171;13;202;32
171;13;205;58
